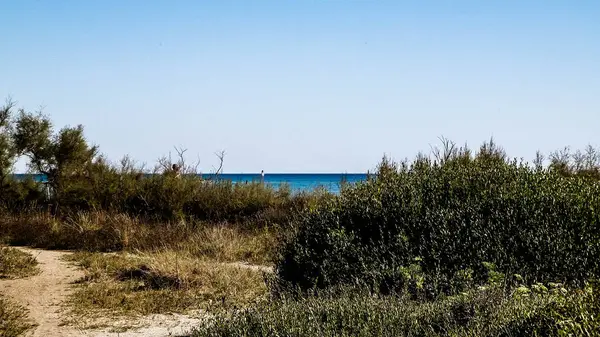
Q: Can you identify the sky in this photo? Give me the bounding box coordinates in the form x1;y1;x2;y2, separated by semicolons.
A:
1;0;599;173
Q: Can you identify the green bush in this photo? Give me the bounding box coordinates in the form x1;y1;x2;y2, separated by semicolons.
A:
1;164;329;228
276;144;600;296
0;101;330;226
191;282;600;337
0;177;45;212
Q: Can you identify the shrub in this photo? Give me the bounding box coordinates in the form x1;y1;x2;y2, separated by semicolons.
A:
1;101;329;225
0;246;39;278
190;282;600;337
0;295;35;337
275;143;600;296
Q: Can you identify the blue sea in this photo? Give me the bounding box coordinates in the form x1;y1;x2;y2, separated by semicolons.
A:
13;173;368;194
212;173;368;193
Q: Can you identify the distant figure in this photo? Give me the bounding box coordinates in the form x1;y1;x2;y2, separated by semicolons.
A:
261;170;265;184
172;164;181;178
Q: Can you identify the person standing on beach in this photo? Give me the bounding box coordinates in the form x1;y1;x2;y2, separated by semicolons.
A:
261;170;265;184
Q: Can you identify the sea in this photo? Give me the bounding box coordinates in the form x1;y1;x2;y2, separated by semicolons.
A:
13;173;369;194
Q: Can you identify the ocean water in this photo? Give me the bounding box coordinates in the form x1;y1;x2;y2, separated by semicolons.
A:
205;173;368;193
13;173;368;194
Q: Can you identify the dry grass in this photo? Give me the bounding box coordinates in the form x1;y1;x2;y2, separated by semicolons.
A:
170;225;277;265
64;250;269;325
0;211;278;265
0;295;36;337
0;247;38;336
0;211;275;330
0;246;39;279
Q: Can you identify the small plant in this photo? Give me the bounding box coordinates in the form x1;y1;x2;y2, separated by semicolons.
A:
0;295;36;337
0;246;39;279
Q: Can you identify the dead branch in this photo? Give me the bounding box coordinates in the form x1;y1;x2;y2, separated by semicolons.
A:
429;136;457;164
174;146;187;169
213;150;225;176
191;153;201;174
156;155;172;173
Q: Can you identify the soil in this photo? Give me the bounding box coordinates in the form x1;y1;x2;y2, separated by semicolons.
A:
0;247;206;337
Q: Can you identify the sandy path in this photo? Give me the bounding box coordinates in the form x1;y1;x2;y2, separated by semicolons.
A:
0;247;85;337
0;247;204;337
224;261;273;274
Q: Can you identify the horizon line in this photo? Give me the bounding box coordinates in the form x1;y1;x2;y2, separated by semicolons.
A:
12;172;371;175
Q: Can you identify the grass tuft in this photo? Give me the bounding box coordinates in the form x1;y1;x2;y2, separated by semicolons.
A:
0;246;39;279
65;251;268;323
0;295;36;337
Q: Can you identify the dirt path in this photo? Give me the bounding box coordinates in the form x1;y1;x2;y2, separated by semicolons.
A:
0;247;204;337
224;261;273;274
0;247;85;337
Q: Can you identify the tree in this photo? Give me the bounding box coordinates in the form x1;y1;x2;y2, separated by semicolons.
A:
0;98;16;193
13;109;98;210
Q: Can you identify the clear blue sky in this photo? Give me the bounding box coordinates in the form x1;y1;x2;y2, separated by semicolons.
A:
2;1;599;173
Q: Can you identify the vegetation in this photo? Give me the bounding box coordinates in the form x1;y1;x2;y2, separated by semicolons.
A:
0;99;330;228
0;247;38;336
0;295;35;337
0;100;330;259
1;212;279;264
63;251;268;327
196;139;600;336
0;246;39;279
2;99;600;335
275;139;600;297
191;281;600;337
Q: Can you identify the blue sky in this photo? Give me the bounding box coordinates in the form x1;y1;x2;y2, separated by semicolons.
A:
2;1;599;173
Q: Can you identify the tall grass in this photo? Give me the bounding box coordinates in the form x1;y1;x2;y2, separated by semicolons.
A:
0;212;279;265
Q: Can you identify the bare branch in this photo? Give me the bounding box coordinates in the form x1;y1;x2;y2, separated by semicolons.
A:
584;144;599;170
549;146;571;166
213;150;225;176
440;136;457;163
156;155;171;173
174;146;187;169
155;146;202;176
429;136;457;164
533;150;545;169
191;153;201;175
572;149;585;171
429;143;441;163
